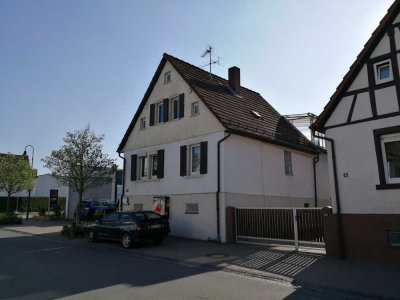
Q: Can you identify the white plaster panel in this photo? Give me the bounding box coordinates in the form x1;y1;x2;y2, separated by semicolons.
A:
351;92;373;121
125;194;217;241
375;85;399;115
325;96;354;127
370;34;390;58
395;27;400;50
325;115;400;214
124;131;224;197
123;61;225;151
347;65;369;92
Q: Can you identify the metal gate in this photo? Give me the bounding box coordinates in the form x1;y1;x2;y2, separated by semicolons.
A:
235;207;325;250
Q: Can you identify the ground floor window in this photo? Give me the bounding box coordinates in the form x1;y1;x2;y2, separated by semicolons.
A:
374;126;400;189
381;133;400;183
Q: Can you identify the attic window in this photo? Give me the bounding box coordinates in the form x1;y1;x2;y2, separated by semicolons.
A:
164;71;171;84
251;111;262;119
374;59;393;84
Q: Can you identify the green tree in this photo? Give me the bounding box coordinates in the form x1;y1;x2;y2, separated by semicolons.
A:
0;154;36;213
42;126;116;222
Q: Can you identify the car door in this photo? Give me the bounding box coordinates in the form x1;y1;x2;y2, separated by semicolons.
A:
98;212;120;240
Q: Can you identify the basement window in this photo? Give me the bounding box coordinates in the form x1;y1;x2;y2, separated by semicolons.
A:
185;203;199;214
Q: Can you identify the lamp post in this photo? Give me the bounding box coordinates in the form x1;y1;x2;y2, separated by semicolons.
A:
23;145;34;220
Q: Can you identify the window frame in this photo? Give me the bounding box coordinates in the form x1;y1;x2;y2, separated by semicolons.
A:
373;126;400;190
156;101;165;124
190;144;201;175
191;102;200;116
380;133;400;184
139;117;146;130
374;59;393;85
171;96;180;120
164;71;171;84
150;154;158;179
284;151;293;176
139;155;148;179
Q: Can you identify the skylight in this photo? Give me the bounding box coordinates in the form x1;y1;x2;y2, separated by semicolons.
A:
251;111;262;119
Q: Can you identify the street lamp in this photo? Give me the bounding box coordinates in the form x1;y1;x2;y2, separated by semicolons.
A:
23;145;34;220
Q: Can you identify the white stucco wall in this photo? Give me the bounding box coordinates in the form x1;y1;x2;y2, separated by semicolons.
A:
325;96;353;127
123;61;225;151
325;115;400;214
375;85;399;115
351;92;373;121
125;131;224;196
370;34;390;58
348;65;369;92
221;134;330;205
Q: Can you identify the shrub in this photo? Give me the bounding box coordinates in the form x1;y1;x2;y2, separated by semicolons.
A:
61;221;86;237
0;197;66;213
0;213;22;225
52;205;61;218
38;205;47;216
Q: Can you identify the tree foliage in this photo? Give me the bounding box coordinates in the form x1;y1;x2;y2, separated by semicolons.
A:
42;126;116;221
0;154;36;212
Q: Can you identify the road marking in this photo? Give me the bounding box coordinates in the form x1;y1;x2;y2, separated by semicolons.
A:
19;246;70;254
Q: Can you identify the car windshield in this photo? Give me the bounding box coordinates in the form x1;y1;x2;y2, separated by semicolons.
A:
145;212;163;220
97;200;114;206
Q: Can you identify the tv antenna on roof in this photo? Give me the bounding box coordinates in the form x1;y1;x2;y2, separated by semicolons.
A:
200;45;220;76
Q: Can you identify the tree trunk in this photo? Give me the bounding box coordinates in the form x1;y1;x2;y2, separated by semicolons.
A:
75;192;82;223
6;192;11;213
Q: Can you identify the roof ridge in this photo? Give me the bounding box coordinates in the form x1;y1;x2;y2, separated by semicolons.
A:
163;53;263;96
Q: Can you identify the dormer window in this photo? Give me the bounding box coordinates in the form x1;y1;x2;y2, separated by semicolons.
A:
164;71;171;84
374;59;393;84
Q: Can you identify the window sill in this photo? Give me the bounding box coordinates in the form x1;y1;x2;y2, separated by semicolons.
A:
376;183;400;190
137;178;160;183
184;174;202;179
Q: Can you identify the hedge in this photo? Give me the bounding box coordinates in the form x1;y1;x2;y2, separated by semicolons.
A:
0;213;22;225
0;197;66;213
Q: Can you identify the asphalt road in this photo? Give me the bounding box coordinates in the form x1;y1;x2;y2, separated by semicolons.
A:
0;229;368;300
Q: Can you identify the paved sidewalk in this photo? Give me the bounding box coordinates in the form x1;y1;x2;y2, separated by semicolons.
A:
3;220;400;299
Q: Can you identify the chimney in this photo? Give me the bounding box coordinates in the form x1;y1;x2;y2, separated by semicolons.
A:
228;66;241;95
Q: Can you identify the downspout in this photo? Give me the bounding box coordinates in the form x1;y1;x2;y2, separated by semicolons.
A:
313;152;319;207
118;152;126;212
214;132;231;242
312;132;346;259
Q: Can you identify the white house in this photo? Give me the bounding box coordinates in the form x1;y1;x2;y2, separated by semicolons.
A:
311;0;400;263
118;53;330;242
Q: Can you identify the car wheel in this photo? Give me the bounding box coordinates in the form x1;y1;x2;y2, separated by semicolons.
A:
87;229;96;242
122;233;132;249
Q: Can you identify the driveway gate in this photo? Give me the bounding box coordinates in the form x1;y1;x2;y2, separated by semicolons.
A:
235;207;325;250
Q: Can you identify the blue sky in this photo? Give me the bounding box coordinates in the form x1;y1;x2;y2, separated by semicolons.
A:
0;0;393;174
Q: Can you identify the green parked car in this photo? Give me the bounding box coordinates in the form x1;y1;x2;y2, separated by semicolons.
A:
83;211;170;248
